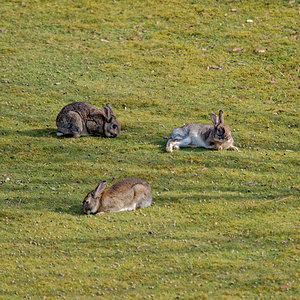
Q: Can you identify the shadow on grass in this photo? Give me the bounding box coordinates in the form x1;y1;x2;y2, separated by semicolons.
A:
150;137;245;154
150;138;168;153
2;128;58;138
55;204;83;215
2;128;126;140
149;136;289;153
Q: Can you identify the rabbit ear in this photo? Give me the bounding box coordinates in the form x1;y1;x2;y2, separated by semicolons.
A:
103;104;115;120
94;181;107;198
106;104;115;115
219;110;224;124
211;113;219;127
103;106;111;120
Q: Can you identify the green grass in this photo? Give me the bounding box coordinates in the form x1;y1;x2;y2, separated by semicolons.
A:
1;0;299;298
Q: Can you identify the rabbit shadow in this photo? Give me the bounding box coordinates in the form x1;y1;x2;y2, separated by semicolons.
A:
2;128;58;138
24;128;58;138
152;138;168;153
2;128;102;140
55;204;83;215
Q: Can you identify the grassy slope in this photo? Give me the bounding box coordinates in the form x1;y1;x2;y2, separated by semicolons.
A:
1;0;299;298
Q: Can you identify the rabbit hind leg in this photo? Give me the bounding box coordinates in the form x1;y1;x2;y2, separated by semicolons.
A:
135;198;152;210
166;137;192;152
134;186;152;209
58;111;83;137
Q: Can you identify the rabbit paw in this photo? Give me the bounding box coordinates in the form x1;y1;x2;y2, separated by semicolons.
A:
72;133;81;138
230;146;240;152
166;141;174;153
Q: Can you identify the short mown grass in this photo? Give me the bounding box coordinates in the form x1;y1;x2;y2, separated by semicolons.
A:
1;0;299;298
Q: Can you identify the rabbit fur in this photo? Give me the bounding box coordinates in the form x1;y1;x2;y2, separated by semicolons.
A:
82;178;152;214
56;102;121;138
166;110;239;152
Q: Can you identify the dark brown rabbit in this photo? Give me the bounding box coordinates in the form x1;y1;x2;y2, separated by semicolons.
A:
166;110;239;152
56;102;121;138
82;178;152;214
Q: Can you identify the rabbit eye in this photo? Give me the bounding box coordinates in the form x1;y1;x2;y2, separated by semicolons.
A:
112;124;118;129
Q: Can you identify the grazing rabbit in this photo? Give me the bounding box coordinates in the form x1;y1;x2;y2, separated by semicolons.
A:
166;110;239;152
82;178;152;214
56;102;121;138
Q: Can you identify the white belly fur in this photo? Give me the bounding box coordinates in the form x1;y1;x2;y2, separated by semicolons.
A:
190;135;212;148
112;205;136;213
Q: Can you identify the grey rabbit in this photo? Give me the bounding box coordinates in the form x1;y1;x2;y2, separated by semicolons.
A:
166;110;239;152
82;178;152;214
56;102;121;138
